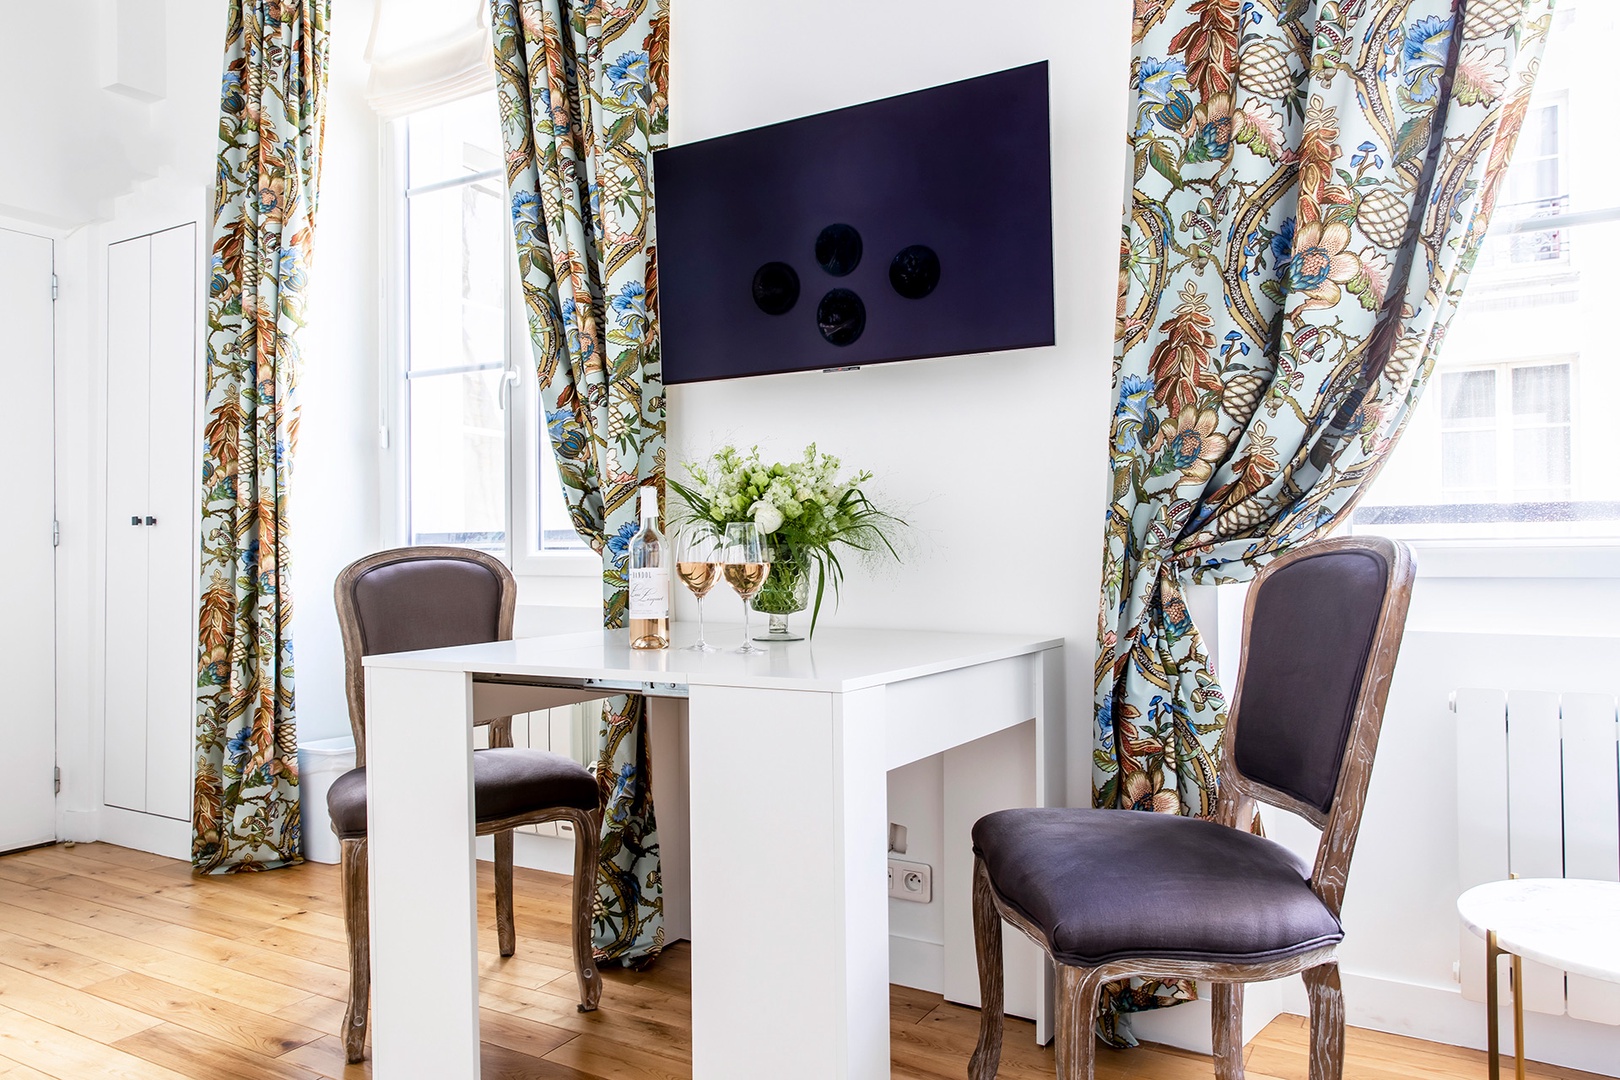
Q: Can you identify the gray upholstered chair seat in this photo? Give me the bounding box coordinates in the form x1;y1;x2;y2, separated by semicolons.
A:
327;749;598;839
972;807;1342;967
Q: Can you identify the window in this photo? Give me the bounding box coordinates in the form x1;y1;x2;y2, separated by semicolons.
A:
1438;362;1572;502
389;93;588;563
1355;4;1620;542
1477;100;1567;272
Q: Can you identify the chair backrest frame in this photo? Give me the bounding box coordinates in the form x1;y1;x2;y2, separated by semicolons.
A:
334;545;517;767
1212;535;1415;918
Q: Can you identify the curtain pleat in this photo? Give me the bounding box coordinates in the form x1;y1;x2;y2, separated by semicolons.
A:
1095;0;1552;1043
192;0;331;873
491;0;669;964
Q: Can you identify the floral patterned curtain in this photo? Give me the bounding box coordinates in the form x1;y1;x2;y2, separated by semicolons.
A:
193;0;330;873
491;0;668;964
1095;0;1551;1042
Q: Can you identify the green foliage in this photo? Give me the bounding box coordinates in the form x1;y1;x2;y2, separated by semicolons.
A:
668;444;906;635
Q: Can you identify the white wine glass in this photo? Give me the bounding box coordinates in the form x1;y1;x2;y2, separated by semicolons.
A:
675;531;722;652
721;522;770;655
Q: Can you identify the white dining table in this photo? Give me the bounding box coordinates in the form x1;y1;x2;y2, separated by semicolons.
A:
361;621;1065;1079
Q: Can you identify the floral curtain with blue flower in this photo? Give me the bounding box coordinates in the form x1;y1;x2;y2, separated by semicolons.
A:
193;0;330;873
491;0;668;963
1095;0;1550;1043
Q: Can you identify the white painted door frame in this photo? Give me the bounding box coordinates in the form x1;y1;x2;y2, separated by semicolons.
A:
0;226;58;853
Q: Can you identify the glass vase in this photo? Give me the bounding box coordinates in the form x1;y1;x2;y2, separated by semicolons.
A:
751;553;810;642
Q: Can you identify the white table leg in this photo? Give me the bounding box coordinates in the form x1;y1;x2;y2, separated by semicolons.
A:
687;684;889;1079
365;666;480;1078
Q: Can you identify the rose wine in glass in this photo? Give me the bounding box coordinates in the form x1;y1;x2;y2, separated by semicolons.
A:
722;522;770;655
675;532;721;652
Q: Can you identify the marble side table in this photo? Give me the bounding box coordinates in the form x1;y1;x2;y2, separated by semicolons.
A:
1457;878;1620;1080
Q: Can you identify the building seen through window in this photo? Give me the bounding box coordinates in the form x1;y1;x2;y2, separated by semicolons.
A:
1356;2;1620;540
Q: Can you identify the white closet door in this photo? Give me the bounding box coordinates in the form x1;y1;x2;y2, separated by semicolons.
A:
104;234;153;813
144;225;197;822
0;228;58;852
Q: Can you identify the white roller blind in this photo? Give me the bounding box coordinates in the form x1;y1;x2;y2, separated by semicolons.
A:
365;0;495;119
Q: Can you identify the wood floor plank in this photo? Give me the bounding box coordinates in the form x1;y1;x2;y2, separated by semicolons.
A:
265;1035;369;1080
0;1006;194;1080
0;1053;55;1079
0;961;162;1043
0;844;1611;1080
114;1022;326;1080
0;929;130;989
82;972;322;1059
0;900;316;1012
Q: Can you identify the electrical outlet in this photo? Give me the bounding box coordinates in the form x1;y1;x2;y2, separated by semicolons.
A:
887;858;932;904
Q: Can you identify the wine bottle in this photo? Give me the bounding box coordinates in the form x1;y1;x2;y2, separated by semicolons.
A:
628;486;670;650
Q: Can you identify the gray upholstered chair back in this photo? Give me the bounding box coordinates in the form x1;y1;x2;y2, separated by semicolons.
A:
334;546;517;766
1229;543;1391;814
1216;536;1414;916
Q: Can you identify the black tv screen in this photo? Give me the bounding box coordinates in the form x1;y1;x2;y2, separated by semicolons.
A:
654;62;1055;385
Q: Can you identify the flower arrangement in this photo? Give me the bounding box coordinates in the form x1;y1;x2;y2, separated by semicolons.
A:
667;443;904;635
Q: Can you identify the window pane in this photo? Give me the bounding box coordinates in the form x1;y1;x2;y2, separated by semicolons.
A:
1441;370;1496;423
1513;426;1571;498
537;415;585;549
407;94;502;190
1511;363;1570;424
409;370;506;551
408;180;508;374
1441;430;1497;495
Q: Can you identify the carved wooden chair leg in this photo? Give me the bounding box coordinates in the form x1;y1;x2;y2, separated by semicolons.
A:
1303;961;1344;1080
340;837;371;1065
1212;981;1246;1080
968;857;1004;1080
571;808;602;1012
1054;964;1107;1080
494;828;516;957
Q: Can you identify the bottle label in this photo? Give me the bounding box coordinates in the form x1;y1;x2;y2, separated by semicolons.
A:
628;567;669;618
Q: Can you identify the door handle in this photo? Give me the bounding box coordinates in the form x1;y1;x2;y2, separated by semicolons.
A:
131;516;141;526
145;516;157;526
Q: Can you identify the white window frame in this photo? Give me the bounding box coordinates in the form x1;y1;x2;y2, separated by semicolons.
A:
1437;357;1576;504
378;109;597;580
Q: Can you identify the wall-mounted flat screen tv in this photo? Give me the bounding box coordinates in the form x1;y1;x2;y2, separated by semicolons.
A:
654;61;1054;385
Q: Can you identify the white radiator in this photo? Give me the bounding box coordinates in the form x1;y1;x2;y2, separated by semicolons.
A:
1454;689;1620;1024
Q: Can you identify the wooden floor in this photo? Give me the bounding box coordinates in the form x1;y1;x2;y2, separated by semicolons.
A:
0;843;1601;1080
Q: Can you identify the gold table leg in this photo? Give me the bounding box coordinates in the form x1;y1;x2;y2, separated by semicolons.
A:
1484;929;1528;1080
1486;930;1502;1080
1511;952;1526;1080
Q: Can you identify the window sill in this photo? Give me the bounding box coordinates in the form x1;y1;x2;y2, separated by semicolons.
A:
1393;539;1620;579
513;551;600;578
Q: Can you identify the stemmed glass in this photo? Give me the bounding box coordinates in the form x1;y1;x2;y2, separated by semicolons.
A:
721;522;771;655
674;532;722;652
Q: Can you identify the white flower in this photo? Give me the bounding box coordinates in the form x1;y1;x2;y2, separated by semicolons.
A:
752;501;785;534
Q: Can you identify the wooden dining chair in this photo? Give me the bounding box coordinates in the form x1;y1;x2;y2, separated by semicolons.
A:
968;535;1415;1080
330;546;603;1064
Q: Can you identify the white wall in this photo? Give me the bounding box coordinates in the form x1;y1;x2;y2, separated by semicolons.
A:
293;0;384;742
668;0;1131;916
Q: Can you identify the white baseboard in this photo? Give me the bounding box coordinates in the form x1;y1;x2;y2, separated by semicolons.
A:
96;805;189;860
1331;971;1620;1078
890;934;945;995
1103;968;1619;1076
57;808;102;843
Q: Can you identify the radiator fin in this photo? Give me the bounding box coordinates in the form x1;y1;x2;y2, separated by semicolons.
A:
1456;688;1620;1025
